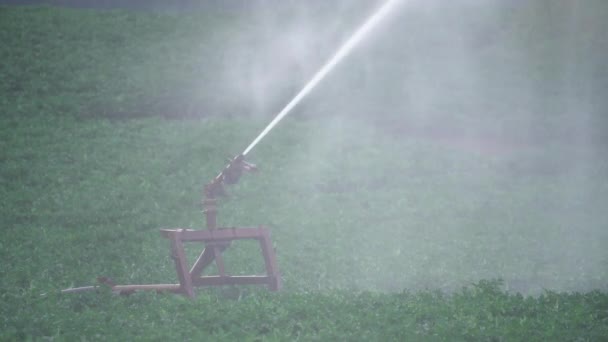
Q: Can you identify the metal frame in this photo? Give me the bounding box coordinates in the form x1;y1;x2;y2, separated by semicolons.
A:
160;226;281;298
62;155;281;298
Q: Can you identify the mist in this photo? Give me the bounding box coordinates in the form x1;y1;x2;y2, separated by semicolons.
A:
207;0;608;295
8;0;605;295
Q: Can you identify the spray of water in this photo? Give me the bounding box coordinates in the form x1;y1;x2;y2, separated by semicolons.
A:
242;0;405;156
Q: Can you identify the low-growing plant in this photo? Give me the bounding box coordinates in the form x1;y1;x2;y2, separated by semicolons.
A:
1;4;607;341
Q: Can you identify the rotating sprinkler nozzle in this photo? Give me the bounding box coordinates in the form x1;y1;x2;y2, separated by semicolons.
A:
223;155;258;185
204;154;258;199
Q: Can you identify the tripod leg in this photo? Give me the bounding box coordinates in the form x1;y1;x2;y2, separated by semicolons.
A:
190;243;230;278
169;231;195;298
259;228;281;291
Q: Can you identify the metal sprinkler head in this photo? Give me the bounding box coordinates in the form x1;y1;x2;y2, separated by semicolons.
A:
204;154;258;199
223;155;257;185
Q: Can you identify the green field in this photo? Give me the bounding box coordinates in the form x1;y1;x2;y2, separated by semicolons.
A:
2;4;608;341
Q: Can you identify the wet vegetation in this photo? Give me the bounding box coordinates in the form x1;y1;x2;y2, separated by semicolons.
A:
1;4;607;340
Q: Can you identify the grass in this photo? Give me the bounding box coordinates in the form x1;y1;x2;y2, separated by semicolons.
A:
2;114;607;340
1;4;608;341
3;281;608;340
0;5;248;118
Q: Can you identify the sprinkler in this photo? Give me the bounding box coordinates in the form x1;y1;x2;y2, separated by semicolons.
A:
60;0;404;298
157;154;281;298
62;154;280;298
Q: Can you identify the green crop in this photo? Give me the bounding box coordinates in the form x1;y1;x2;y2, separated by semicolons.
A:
1;5;607;341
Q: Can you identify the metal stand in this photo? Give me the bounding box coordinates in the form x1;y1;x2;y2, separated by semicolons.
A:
62;155;281;298
160;226;281;298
